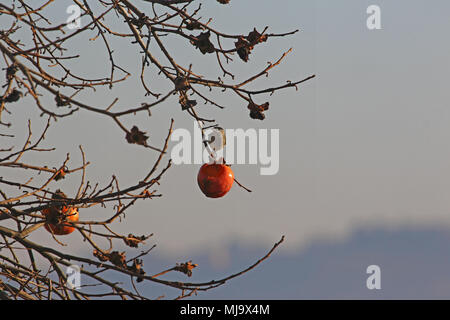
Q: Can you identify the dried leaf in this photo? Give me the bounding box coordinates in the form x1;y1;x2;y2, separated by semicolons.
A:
140;189;154;198
54;168;66;181
123;233;148;248
109;251;127;268
179;92;197;110
174;261;198;277
129;259;146;282
93;250;127;268
247;28;268;45
53;189;68;200
191;31;215;54
93;250;109;262
2;89;23;103
185;21;202;31
235;37;252;62
248;101;269;120
174;77;190;91
6;63;18;81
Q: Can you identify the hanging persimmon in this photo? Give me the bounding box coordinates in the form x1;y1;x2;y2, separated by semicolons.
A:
42;190;79;236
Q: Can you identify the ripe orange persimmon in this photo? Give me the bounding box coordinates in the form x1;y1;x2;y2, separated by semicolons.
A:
42;206;79;236
197;163;234;198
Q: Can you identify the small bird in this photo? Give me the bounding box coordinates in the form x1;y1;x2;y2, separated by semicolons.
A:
209;126;226;152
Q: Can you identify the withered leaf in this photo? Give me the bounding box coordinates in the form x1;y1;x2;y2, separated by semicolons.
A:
109;251;127;268
140;189;154;198
179;92;197;110
129;17;145;29
129;259;146;282
185;20;202;31
123;233;148;248
93;250;109;262
191;31;215;54
248;101;269;120
47;189;69;216
174;261;198;277
6;63;18;81
55;92;70;107
93;250;127;268
247;28;268;45
235;37;252;62
2;89;23;103
174;76;190;91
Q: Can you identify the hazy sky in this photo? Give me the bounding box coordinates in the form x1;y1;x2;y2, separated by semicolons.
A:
3;0;450;298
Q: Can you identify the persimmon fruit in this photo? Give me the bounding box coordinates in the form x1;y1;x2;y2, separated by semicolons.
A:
42;206;79;236
197;163;234;198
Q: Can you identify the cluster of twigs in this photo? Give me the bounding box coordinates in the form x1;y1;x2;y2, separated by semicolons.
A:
0;0;313;300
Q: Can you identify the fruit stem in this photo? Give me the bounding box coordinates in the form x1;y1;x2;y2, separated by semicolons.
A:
234;178;252;193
